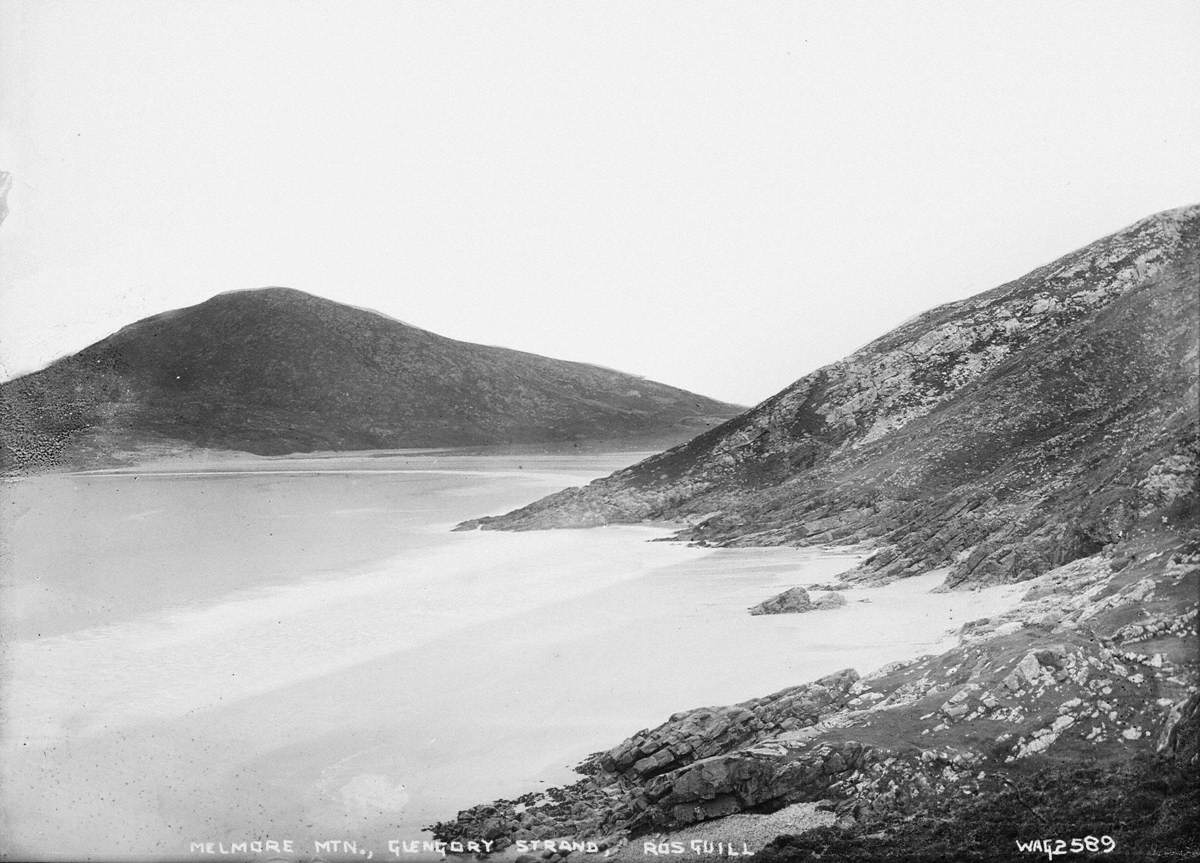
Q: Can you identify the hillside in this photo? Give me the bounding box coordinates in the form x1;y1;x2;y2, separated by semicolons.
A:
0;288;742;471
435;204;1199;859
463;205;1200;590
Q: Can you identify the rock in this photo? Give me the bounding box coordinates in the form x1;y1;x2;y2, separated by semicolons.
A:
749;586;813;615
749;587;848;615
481;818;506;840
660;750;788;824
813;592;849;610
1013;653;1047;686
1159;693;1200;766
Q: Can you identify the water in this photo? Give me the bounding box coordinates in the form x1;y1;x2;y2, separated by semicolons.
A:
0;452;1025;860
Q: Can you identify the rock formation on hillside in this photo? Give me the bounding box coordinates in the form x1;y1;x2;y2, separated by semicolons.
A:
0;288;742;471
463;205;1200;591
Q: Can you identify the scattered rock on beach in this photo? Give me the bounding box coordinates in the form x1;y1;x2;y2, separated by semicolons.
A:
749;587;812;615
749;587;847;615
813;593;848;610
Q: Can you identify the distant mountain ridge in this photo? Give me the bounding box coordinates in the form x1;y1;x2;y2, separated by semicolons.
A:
464;204;1200;589
0;287;742;470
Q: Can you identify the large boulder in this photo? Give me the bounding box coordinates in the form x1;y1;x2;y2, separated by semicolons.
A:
749;587;847;615
749;586;813;615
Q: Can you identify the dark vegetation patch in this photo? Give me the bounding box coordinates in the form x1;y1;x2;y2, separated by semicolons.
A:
756;756;1200;863
1;287;743;472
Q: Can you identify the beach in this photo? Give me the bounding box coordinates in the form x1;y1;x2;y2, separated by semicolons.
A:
0;452;1026;860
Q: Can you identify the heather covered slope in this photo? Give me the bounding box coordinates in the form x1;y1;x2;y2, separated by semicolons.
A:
0;288;741;470
463;205;1200;590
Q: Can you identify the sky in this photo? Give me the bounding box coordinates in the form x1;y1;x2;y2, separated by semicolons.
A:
1;1;1198;406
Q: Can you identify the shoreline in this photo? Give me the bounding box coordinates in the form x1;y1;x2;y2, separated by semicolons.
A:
3;452;1193;860
9;457;969;860
430;530;1198;861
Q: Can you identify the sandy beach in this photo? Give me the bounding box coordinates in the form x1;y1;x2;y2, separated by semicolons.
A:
1;452;1026;860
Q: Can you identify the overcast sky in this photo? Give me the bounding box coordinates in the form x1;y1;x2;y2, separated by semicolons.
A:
1;1;1197;406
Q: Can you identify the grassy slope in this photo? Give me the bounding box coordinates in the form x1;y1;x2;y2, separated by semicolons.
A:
0;287;742;470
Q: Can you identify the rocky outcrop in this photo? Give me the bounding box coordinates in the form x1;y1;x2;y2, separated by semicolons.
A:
749;587;846;615
594;669;859;783
461;205;1200;592
433;670;862;844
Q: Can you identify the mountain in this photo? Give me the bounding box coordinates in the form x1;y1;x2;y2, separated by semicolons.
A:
463;205;1200;590
0;288;742;470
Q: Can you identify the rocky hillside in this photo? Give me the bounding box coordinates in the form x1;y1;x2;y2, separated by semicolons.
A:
437;204;1199;859
0;288;741;471
463;205;1200;590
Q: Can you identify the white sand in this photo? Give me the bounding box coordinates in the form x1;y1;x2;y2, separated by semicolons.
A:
0;453;1025;860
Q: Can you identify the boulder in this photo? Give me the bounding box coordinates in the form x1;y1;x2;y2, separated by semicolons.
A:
1159;692;1200;767
749;586;847;614
749;586;813;615
812;592;848;610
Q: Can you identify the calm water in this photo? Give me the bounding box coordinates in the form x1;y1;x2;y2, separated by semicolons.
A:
0;452;1024;860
